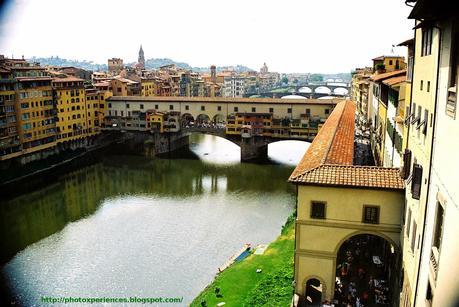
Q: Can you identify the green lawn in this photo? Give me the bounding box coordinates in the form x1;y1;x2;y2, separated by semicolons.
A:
191;220;295;307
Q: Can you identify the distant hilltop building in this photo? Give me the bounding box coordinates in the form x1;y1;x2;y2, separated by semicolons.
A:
108;58;124;75
138;45;145;70
260;62;268;74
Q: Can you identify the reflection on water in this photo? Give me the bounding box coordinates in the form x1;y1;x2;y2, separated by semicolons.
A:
0;134;310;305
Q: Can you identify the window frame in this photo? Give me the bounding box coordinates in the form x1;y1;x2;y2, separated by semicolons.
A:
362;205;380;224
310;201;326;219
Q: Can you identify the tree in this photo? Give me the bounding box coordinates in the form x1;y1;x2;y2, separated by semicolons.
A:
281;76;289;84
310;74;323;82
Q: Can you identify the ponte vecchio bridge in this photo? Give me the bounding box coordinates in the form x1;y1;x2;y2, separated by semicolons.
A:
105;96;342;161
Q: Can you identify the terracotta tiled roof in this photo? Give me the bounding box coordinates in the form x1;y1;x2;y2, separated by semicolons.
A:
52;76;84;83
382;75;406;86
397;38;414;47
370;69;406;82
289;165;404;190
372;55;405;61
289;99;404;190
289;100;355;179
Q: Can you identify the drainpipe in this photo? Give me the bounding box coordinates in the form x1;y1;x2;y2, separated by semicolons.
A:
413;22;442;307
293;183;299;301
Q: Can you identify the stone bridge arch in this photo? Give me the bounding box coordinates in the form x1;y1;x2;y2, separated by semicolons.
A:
298;86;313;94
314;86;332;95
196;114;211;123
213;114;226;124
333;87;349;96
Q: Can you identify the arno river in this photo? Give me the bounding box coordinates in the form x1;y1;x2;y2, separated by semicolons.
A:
0;135;309;305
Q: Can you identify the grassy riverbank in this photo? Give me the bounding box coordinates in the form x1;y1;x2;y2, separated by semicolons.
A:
191;216;295;307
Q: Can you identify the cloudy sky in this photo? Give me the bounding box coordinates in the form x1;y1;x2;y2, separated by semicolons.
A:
0;0;414;73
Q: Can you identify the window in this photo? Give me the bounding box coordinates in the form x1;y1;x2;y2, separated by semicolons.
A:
269;107;274;113
252;107;256;112
406;207;412;236
201;106;205;111
218;106;222;111
416;105;422;137
325;109;330;115
185;105;189;110
411;222;417;252
108;103;112;108
421;80;424;91
126;103;130;109
287;108;292;114
140;104;144;110
155;104;158;109
426;282;433;305
411;163;423;200
169;105;173;110
427;81;430;92
432;202;444;251
447;31;458;118
401;149;412;179
363;206;380;224
421;27;433;56
389;60;393;65
306;108;311;116
234;107;238;112
310;201;326;219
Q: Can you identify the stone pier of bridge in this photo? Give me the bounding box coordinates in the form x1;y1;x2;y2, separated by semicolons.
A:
119;130;270;162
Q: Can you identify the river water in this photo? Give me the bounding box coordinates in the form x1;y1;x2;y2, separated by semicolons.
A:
0;135;309;306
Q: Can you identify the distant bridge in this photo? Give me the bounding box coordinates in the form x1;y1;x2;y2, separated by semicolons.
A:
255;82;350;99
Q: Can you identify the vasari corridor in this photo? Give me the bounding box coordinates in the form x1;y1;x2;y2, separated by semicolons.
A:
0;0;458;306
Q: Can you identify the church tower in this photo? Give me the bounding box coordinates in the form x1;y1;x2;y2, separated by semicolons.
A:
138;45;145;70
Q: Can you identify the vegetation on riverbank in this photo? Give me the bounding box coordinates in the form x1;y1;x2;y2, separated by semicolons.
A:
191;214;295;306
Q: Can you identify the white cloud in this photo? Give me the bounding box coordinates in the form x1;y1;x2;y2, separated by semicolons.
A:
0;0;414;73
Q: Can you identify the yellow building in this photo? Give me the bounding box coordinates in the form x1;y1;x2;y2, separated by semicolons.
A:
397;38;415;152
398;19;439;307
372;55;407;73
146;110;165;133
110;77;140;96
399;2;459;307
53;76;88;142
141;78;156;97
85;88;112;134
13;63;57;157
290;100;405;305
369;69;407;166
0;63;21;160
351;67;373;119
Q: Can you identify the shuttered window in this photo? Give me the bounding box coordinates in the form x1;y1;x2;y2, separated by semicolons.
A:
401;149;412;179
411;222;417;252
411;164;423;199
311;201;326;219
363;206;380;224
